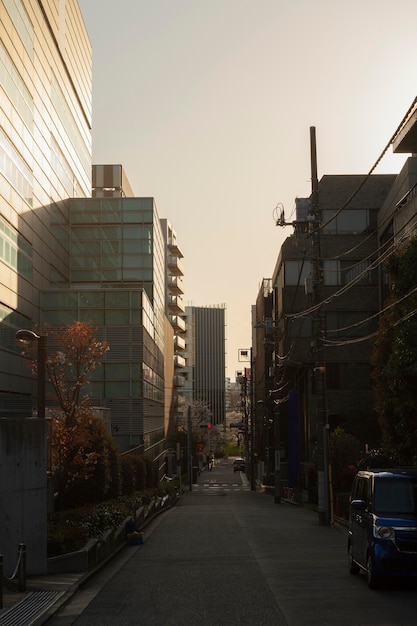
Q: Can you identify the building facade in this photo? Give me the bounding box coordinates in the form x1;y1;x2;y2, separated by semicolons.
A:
1;0;92;416
253;174;396;491
1;2;184;462
183;305;226;426
160;219;186;433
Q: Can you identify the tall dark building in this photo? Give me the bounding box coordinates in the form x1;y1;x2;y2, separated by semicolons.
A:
183;305;226;426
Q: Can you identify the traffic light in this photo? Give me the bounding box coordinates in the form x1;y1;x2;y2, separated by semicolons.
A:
199;423;212;429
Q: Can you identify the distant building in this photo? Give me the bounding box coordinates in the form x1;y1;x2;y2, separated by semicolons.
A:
183;305;226;426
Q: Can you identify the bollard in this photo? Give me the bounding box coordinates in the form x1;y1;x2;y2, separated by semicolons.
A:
0;554;3;609
18;543;26;592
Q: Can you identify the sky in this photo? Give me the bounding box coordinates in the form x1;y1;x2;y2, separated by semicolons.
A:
78;0;417;378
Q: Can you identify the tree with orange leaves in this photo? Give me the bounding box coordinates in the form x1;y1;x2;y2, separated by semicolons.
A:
24;321;116;508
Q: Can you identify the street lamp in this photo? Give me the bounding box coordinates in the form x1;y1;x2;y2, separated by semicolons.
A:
15;329;46;419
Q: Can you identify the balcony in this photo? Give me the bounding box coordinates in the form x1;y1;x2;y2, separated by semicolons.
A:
174;335;186;350
173;394;186;407
170;315;186;332
168;276;184;295
174;354;186;369
167;239;184;259
168;256;184;276
168;295;185;314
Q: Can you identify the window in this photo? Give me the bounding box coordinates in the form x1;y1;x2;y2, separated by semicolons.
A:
322;209;369;234
323;259;376;286
284;260;312;286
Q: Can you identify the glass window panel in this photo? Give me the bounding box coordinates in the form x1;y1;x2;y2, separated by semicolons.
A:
40;292;78;307
102;226;122;239
322;210;337;234
105;363;130;379
102;257;122;269
123;241;140;253
123;225;143;239
79;309;104;324
284;260;312;286
71;241;100;255
131;380;142;397
79;292;104;307
101;199;122;212
131;363;141;378
338;210;367;234
123;255;141;268
42;310;76;325
323;260;338;285
72;257;100;269
101;211;122;223
105;292;129;307
101;270;122;281
71;226;102;239
89;381;104;396
102;241;122;254
70;212;101;224
130;291;142;309
106;381;130;396
71;270;103;281
105;309;130;325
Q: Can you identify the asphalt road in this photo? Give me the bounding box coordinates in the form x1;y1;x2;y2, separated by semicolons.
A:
48;458;417;626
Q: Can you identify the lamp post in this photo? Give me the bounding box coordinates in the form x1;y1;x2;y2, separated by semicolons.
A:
15;330;46;419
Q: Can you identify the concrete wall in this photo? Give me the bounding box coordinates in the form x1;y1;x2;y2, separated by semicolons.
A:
0;419;48;575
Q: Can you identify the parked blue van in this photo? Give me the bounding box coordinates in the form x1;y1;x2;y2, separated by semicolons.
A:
348;468;417;588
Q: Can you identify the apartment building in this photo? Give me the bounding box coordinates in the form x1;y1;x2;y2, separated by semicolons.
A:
253;174;396;489
160;219;186;433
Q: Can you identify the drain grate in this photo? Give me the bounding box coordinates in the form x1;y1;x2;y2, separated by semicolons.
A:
0;590;64;626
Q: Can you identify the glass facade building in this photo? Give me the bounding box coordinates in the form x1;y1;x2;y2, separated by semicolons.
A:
0;0;91;416
42;196;167;453
0;2;175;461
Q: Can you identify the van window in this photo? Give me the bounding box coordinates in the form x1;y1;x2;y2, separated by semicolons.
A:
374;478;417;514
356;477;370;506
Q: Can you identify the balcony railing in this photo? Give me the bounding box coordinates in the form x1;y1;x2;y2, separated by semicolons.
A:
168;256;184;276
170;315;186;332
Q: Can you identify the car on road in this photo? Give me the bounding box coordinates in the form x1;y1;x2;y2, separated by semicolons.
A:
348;468;417;589
233;458;245;473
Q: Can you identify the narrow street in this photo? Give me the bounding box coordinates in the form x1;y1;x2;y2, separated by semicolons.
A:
48;459;417;626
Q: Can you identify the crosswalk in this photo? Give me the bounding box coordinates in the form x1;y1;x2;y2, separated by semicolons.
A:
191;482;250;493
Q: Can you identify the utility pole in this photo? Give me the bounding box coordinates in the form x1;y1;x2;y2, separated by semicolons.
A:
187;405;193;491
310;126;330;525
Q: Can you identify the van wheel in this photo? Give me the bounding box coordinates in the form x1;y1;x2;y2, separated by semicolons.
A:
348;544;359;575
366;553;380;589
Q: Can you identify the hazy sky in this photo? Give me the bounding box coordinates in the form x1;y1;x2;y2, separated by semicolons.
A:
78;0;416;377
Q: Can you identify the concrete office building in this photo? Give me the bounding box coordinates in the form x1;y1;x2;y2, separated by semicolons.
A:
183;305;226;426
